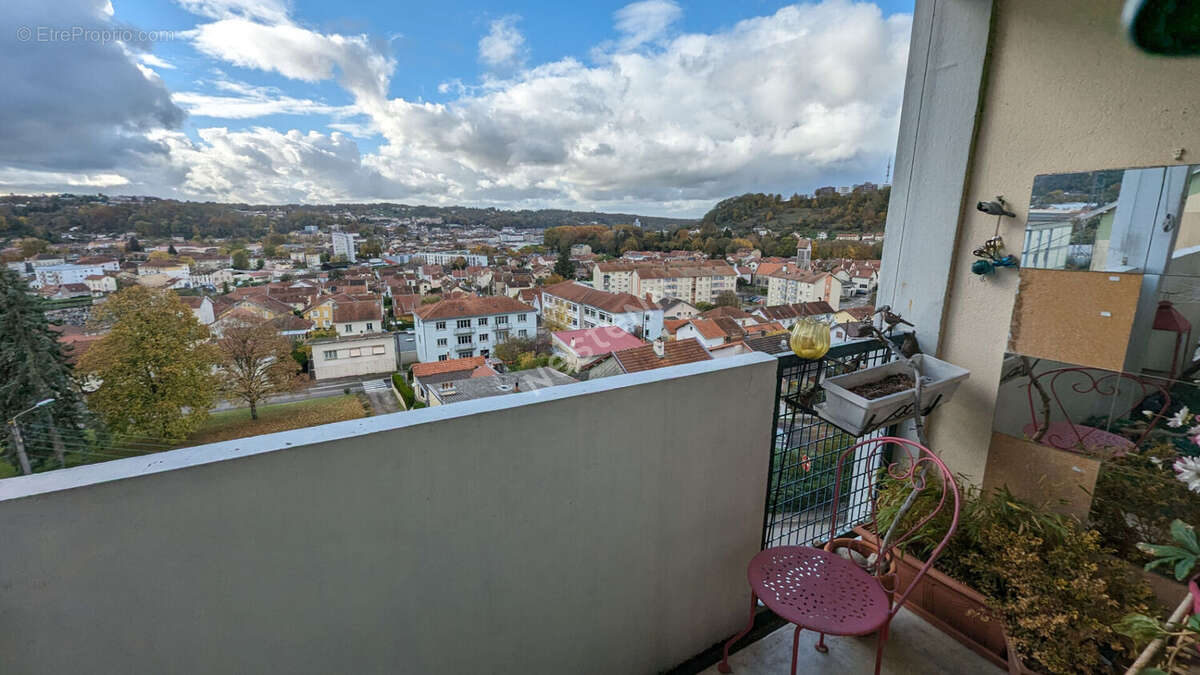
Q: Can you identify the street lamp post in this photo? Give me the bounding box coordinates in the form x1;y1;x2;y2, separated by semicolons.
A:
8;398;55;476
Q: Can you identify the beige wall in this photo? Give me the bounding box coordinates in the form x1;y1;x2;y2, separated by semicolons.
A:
0;354;776;674
931;0;1200;481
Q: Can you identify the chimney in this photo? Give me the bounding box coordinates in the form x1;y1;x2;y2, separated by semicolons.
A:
513;379;520;392
570;337;576;348
653;338;665;358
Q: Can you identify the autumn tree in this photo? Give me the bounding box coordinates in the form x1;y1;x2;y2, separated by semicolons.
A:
216;316;304;419
77;286;220;440
231;249;250;269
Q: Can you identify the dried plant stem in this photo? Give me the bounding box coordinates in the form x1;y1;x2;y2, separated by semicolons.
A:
1125;592;1194;674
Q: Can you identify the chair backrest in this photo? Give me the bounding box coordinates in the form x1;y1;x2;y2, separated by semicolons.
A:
827;436;959;614
1024;366;1169;449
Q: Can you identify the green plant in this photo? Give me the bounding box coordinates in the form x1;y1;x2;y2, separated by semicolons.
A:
876;478;1153;674
391;372;415;408
1114;521;1199;674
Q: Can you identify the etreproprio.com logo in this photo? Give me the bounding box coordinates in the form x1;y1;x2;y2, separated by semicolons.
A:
16;25;179;44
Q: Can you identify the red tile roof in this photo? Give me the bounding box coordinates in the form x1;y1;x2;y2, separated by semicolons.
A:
412;356;488;378
332;301;382;323
552;327;645;358
413;295;533;320
607;338;712;373
700;306;751;320
541;281;656;313
663;318;690;335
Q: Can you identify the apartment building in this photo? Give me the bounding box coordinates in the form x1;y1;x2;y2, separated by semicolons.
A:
31;262;115;288
415;250;489;267
412;295;536;362
764;270;842;309
590;260;738;305
331;231;357;262
540;281;664;340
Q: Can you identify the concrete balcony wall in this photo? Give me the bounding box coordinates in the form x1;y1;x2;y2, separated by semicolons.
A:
0;353;777;675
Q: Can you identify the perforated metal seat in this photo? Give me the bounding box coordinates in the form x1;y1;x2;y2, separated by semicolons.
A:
748;546;889;636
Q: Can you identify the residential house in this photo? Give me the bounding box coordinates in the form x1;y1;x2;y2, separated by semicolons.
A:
83;274;117;296
410;356;496;404
426;368;576;406
540;281;664;340
137;260;192;287
582;337;712;378
32;263;115;289
591;260;738;305
659;298;699;319
550;326;646;372
752;301;837;329
698;306;757;327
311;333;396;380
333;300;384;336
412;296;536;362
391;294;422;322
180;296;216;325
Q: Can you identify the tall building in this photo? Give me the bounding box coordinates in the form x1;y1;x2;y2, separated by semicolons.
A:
412;296;536;362
332;232;357;263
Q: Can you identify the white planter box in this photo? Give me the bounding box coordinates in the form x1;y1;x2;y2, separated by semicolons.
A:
813;354;970;436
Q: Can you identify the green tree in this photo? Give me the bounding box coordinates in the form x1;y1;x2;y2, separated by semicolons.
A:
216;316;304;420
125;236;143;252
0;268;90;471
77;286;220;440
714;290;740;307
167;244;178;255
231;249;250;270
554;249;576;278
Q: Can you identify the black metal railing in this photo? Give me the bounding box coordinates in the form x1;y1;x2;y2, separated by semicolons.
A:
761;338;898;549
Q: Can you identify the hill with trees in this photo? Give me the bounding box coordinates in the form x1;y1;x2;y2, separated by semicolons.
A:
700;188;890;236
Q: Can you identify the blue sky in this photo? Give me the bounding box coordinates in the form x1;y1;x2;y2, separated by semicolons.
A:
1;0;914;216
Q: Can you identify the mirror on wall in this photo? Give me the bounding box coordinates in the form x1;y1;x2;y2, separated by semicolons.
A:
1023;165;1200;274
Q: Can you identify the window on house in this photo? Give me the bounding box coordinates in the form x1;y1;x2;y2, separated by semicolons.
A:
457;350;473;358
599;313;611;322
478;334;488;342
366;323;373;331
436;321;446;330
457;335;472;345
349;348;362;357
495;330;509;341
440;381;454;391
496;315;509;325
436;338;447;346
372;345;386;355
478;317;488;326
438;354;448;361
517;314;526;321
457;319;471;328
518;329;528;337
323;350;338;360
344;324;352;332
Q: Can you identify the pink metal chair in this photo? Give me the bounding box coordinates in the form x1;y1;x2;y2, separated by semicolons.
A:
718;437;959;675
1020;367;1169;454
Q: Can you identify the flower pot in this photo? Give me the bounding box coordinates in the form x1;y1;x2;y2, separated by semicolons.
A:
853;526;1016;672
814;354;970;436
822;537;898;579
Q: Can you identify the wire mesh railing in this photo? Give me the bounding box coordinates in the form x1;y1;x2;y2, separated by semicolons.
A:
762;337;898;549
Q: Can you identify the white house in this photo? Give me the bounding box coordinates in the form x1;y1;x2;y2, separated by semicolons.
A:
180;296;216;325
412;295;536;362
32;263;113;289
540;281;664;340
83;274;118;296
332;300;384;337
311;333;397;380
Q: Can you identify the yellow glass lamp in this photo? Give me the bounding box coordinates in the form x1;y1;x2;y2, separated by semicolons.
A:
790;317;831;359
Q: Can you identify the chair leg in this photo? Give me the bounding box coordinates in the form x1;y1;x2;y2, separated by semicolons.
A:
717;592;758;674
791;624;803;675
874;622;889;675
815;631;828;653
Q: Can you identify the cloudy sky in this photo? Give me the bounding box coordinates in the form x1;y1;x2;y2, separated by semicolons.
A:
2;0;912;216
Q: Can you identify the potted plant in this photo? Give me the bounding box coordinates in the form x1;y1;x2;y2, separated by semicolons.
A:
815;354;970;435
787;307;970;436
869;478;1154;674
1116;519;1200;674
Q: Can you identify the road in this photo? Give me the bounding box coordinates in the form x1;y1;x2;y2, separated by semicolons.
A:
360;379;401;414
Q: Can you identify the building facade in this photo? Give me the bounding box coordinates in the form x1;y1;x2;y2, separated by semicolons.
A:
413;296;536;362
540;281;664;340
311;333;397;380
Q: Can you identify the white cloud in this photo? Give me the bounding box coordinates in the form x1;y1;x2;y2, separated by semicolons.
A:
478;16;526;69
0;167;130;189
4;0;911;216
172;80;353;118
175;0;290;23
137;53;176;70
613;0;682;51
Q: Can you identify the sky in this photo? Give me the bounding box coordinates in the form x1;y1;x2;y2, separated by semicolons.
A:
1;0;913;217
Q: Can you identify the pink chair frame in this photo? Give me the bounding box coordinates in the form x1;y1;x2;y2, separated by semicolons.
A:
718;437;960;675
1022;366;1170;452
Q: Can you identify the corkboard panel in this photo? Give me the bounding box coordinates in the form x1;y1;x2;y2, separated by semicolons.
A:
982;432;1100;521
1008;269;1142;371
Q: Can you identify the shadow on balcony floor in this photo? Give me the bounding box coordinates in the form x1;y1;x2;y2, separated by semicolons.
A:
700;608;1002;675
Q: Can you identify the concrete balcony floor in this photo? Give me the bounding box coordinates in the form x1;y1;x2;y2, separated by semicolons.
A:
701;608;1002;675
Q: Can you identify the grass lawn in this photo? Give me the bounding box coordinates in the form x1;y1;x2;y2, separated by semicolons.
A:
186;395;369;446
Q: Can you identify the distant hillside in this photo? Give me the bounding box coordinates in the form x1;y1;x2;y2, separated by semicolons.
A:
0;194;695;243
700;188;890;236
